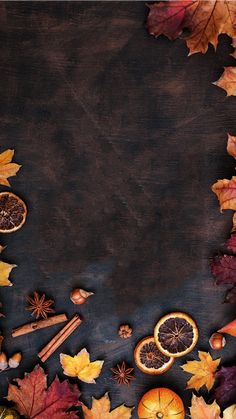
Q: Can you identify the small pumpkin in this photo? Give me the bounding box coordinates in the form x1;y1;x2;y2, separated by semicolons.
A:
137;388;184;419
0;406;20;419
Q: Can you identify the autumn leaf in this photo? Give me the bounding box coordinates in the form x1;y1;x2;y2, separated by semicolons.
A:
218;318;236;337
212;177;236;211
227;134;236;159
60;348;104;384
214;366;236;409
211;254;236;285
0;261;16;286
223;405;236;419
189;395;220;419
181;351;220;391
0;149;21;187
147;1;236;55
82;393;133;419
214;67;236;96
7;365;80;419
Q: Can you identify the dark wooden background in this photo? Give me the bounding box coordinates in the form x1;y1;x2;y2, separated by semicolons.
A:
0;2;235;418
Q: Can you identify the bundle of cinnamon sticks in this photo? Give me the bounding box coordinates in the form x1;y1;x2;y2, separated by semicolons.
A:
38;314;82;362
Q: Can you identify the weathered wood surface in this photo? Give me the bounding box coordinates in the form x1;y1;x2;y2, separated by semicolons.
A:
0;2;235;417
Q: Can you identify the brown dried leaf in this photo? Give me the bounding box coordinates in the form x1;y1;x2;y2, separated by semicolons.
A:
190;395;220;419
147;1;236;55
227;134;236;159
0;149;21;187
214;67;236;96
212;176;236;211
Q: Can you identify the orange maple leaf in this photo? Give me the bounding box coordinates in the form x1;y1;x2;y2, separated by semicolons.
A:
181;351;220;391
212;177;236;211
190;395;220;419
0;149;21;187
147;0;236;55
214;67;236;96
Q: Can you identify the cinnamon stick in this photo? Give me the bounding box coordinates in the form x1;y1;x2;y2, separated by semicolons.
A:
38;314;82;363
12;314;68;338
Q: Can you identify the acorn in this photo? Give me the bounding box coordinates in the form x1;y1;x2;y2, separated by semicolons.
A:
70;288;94;305
209;332;226;350
8;352;22;368
0;352;8;370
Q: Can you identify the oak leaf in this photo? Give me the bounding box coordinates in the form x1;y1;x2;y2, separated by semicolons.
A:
218;318;236;337
214;67;236;96
147;1;236;55
211;254;236;285
214;366;236;409
212;177;236;211
181;351;220;391
60;348;104;384
0;149;21;187
227;134;236;159
7;365;80;419
0;261;16;286
190;395;220;419
82;393;133;419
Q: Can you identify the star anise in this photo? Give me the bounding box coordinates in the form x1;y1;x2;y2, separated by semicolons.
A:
111;361;135;385
26;291;55;319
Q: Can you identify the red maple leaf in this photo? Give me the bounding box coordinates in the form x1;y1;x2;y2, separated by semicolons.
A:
211;254;236;285
7;365;80;419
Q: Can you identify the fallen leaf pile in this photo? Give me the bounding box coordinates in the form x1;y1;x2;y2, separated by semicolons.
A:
7;365;80;419
211;135;236;302
147;0;236;95
181;351;220;391
82;393;133;419
189;394;236;419
60;348;104;384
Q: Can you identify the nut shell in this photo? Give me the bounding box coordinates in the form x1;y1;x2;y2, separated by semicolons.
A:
209;333;226;350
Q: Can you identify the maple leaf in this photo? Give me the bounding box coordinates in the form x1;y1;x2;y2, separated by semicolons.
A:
213;366;236;409
211;254;236;285
218;318;236;337
223;405;236;419
60;348;104;384
181;351;220;391
147;1;236;55
82;393;133;419
214;67;236;96
7;365;80;419
0;149;21;187
227;134;236;159
0;261;16;286
212;177;236;211
225;286;236;303
189;395;220;419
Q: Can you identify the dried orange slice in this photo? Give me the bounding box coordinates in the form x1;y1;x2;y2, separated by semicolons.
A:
134;336;174;375
0;192;27;233
154;312;198;358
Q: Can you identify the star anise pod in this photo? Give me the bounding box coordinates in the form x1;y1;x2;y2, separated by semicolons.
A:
118;324;132;339
26;291;55;319
111;361;135;385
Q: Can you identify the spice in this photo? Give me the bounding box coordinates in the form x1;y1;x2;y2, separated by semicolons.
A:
70;288;94;305
118;324;132;339
111;361;135;385
26;292;55;319
12;314;68;338
209;332;226;350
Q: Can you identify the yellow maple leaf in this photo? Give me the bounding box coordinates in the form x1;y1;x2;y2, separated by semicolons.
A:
190;395;221;419
0;261;16;286
181;351;220;391
60;348;104;384
214;67;236;97
0;149;21;187
82;393;133;419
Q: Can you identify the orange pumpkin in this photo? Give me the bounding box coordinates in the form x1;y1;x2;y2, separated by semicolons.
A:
137;387;184;419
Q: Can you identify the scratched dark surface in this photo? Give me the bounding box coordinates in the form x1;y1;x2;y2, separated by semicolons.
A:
0;1;235;418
